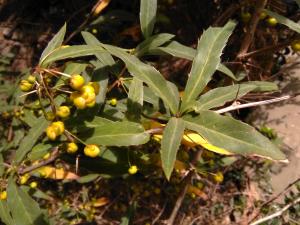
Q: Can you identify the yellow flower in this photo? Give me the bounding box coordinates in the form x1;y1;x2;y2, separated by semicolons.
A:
110;98;117;106
19;80;33;92
0;191;7;200
30;181;38;188
128;165;138;175
70;74;85;90
84;144;100;158
66;142;78;154
56;106;71;118
213;171;224;183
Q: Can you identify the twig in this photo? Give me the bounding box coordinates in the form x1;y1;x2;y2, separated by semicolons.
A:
249;177;300;223
237;0;268;58
152;202;167;225
215;95;292;114
165;150;203;225
64;0;103;43
239;41;290;59
145;127;164;134
165;171;193;225
213;4;241;26
250;197;300;225
18;147;59;175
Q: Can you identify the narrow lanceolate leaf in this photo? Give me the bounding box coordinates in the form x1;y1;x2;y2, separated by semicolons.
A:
265;9;300;34
0;201;14;225
101;43;179;114
40;23;66;62
14;117;49;164
180;21;236;113
91;60;109;105
161;117;185;180
242;81;278;92
217;64;237;80
183;111;286;161
140;0;157;38
7;179;48;225
158;41;237;80
81;32;116;68
80;119;150;146
64;62;88;75
127;78;144;121
40;45;105;67
135;33;174;57
194;84;256;111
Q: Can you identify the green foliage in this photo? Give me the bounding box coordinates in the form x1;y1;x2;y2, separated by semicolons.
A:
140;0;157;38
7;179;48;225
161;117;185;180
2;1;299;224
265;9;300;33
183;111;285;160
180;21;236;113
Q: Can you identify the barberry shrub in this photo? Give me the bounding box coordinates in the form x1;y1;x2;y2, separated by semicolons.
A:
1;0;300;224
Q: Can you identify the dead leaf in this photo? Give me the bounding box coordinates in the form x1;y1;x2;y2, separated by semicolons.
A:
93;0;111;16
93;197;110;207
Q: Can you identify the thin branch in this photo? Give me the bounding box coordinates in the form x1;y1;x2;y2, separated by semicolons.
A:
215;95;292;114
250;197;300;225
152;202;167;225
249;177;300;223
64;0;104;43
237;0;268;58
18;147;59;175
165;150;202;225
165;171;193;225
145;127;164;134
239;41;290;59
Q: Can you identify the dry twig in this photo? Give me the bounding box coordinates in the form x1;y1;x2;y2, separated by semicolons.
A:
250;197;300;225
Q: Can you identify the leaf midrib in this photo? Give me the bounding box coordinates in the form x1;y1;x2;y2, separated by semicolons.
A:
196;85;255;110
184;119;270;153
183;29;223;110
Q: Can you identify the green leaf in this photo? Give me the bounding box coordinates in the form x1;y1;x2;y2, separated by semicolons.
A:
7;179;48;225
194;84;256;111
143;86;159;108
180;21;236;113
295;0;300;7
197;79;278;111
14;117;49;164
80;118;150;146
217;64;237;80
242;81;278;92
158;40;195;60
81;32;116;69
91;60;109;105
40;45;105;67
183;111;286;160
265;9;300;33
161;117;185;180
63;62;88;75
140;0;157;38
101;44;179;114
157;40;236;80
127;78;143;121
123;79;159;108
0;201;14;225
27;143;56;161
135;33;174;57
76;174;100;183
40;24;66;62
